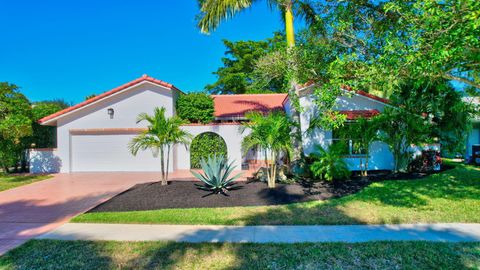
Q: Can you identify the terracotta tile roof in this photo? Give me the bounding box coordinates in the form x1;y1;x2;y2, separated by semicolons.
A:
342;85;390;104
39;74;181;124
212;94;288;118
339;109;381;120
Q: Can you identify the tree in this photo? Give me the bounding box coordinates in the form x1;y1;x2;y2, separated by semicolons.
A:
0;83;32;173
176;93;214;124
206;34;286;94
31;102;64;148
197;0;318;170
241;111;292;188
85;94;97;100
129;107;192;185
342;117;379;177
376;106;429;173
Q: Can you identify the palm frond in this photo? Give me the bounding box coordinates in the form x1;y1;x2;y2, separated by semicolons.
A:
197;0;257;33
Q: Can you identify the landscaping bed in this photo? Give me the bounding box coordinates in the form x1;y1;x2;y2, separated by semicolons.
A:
89;165;453;212
89;179;369;212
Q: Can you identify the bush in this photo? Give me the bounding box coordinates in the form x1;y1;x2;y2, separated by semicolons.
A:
176;93;214;124
308;143;350;181
190;132;227;169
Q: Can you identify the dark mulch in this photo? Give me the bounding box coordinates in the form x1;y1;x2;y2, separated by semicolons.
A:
89;165;454;212
89;179;368;212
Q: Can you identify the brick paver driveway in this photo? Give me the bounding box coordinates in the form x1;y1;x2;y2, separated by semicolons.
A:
0;172;162;255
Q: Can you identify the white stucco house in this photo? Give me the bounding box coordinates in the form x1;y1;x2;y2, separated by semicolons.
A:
465;97;480;160
30;75;399;174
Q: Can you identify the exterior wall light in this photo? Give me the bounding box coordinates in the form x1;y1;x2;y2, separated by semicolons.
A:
107;108;114;119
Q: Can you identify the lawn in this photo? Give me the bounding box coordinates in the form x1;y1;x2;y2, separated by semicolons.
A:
72;162;480;225
0;174;51;192
0;240;478;269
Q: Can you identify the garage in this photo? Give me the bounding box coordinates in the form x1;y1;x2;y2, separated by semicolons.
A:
70;133;162;172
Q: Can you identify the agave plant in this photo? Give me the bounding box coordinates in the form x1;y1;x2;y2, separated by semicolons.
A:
191;154;243;196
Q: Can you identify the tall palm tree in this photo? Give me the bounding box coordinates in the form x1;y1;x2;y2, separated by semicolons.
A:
241;111;293;188
197;0;317;167
129;107;192;185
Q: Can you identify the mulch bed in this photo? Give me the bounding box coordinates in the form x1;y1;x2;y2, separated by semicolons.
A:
88;165;454;212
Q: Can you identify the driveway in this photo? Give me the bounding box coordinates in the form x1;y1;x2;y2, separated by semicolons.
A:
0;172;162;255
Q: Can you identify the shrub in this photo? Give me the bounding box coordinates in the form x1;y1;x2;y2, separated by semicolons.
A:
190;132;227;169
308;143;350;181
191;154;243;196
176;93;214;124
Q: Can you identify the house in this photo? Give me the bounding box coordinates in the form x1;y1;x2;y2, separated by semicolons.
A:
465;97;480;161
30;75;398;174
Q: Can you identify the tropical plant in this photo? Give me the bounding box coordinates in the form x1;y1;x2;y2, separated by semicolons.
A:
309;143;350;181
343;117;380;177
190;132;227;169
191;154;243;196
196;0;318;170
0;82;32;173
241;111;292;188
31;102;64;148
129;107;192;185
375;106;430;174
176;93;214;124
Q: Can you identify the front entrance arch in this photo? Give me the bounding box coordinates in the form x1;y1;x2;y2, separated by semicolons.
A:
190;132;227;169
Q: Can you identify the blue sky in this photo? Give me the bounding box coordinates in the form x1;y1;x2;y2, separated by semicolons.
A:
0;1;286;103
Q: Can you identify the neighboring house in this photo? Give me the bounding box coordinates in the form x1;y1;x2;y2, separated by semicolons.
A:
465;97;480;159
30;75;398;173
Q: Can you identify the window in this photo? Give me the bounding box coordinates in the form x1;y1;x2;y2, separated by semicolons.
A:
332;123;367;156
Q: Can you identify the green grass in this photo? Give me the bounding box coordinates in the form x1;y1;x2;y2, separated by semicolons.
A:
0;174;51;192
72;162;480;225
0;240;478;269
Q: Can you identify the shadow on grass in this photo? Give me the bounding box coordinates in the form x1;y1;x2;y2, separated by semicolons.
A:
1;239;479;269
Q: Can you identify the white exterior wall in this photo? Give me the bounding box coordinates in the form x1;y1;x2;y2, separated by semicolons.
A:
29;149;61;173
176;124;248;170
298;93;395;171
56;82;178;173
467;123;480;157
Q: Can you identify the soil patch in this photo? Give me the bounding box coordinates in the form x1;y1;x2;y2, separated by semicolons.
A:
88;165;454;212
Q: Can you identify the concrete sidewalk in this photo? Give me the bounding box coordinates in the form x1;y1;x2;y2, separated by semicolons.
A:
39;223;480;243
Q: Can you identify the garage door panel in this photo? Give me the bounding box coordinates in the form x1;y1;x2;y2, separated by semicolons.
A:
71;134;161;172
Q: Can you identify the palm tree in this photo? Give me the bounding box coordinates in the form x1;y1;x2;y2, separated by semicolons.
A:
197;0;318;168
129;107;192;185
241;111;293;188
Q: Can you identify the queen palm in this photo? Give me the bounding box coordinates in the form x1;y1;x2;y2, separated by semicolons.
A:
241;111;293;188
129;107;192;185
197;0;317;167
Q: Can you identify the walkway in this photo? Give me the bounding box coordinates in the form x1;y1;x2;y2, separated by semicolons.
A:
0;172;168;255
39;223;480;243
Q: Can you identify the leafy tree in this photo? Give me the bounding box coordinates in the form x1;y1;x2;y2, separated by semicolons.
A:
176;93;214;124
31;102;64;148
206;34;286;94
197;0;319;171
395;80;476;156
0;83;32;172
129;107;192;185
190;132;227;169
241;111;292;188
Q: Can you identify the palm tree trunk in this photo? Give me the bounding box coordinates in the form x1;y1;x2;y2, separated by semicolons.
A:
160;147;167;185
165;145;171;183
284;3;304;172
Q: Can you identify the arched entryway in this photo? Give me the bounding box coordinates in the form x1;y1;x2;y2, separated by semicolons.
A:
190;132;227;169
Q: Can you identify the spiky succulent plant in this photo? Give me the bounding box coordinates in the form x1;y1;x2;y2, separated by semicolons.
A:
191;154;243;196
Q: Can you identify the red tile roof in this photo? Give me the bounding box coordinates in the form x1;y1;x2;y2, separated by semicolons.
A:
39;75;181;124
342;85;390;104
212;94;288;118
339;109;381;120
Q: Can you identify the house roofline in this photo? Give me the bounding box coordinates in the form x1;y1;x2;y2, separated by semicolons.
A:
39;75;183;126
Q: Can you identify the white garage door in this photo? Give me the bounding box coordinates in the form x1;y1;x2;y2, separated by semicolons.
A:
71;134;161;172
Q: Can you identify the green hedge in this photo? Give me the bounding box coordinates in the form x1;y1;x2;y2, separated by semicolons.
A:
176;93;214;124
190;132;227;168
